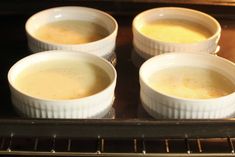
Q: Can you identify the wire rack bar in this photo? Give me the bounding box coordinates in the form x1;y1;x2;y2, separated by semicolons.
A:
227;137;234;154
7;133;13;152
133;139;137;153
165;139;169;153
1;120;235;138
67;138;71;152
51;134;56;153
0;151;235;156
197;139;203;153
96;136;102;154
185;138;191;154
142;138;146;154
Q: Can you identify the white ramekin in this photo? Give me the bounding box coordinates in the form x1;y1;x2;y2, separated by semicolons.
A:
8;50;117;119
139;53;235;119
25;6;118;61
133;7;221;59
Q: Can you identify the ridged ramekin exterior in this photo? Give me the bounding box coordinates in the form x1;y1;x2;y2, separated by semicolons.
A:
140;84;235;119
26;31;116;61
8;50;117;119
139;53;235;119
26;6;118;60
10;85;115;119
133;7;221;59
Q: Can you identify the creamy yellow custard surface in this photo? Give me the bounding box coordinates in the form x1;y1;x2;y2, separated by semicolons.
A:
34;20;109;44
148;67;235;99
14;59;110;100
140;19;212;43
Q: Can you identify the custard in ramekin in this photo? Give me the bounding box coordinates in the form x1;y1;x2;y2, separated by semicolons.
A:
26;6;118;63
8;50;117;119
133;7;221;60
140;53;235;119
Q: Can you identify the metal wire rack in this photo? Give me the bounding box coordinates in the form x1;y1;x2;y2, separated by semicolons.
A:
1;135;235;156
1;119;235;156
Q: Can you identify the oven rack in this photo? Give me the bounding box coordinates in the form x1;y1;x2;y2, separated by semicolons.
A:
1;136;235;156
0;119;235;156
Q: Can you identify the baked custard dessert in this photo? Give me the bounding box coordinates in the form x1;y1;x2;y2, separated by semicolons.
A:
148;66;235;99
14;58;110;100
140;19;212;43
34;20;109;44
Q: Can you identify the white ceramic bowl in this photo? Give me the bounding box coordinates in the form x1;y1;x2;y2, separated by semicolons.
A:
8;50;117;119
133;7;221;59
139;53;235;119
25;6;118;61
